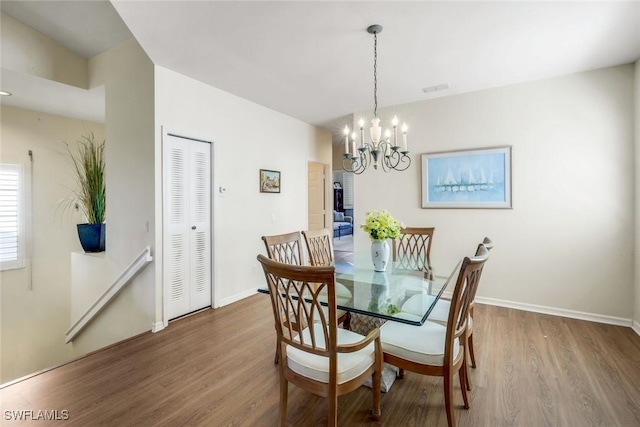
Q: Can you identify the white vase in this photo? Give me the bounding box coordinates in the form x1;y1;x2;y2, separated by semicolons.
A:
371;239;390;272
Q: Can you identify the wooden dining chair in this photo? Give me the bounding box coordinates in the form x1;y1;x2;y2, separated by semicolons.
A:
262;232;305;363
393;227;435;272
302;228;335;267
441;237;493;389
262;230;351;363
400;237;493;391
302;228;352;330
262;231;305;266
257;254;382;427
380;245;489;427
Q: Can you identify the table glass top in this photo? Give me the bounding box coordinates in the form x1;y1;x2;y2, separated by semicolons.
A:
258;251;461;326
333;252;461;325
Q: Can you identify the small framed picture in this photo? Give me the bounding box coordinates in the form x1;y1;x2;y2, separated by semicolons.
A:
260;169;281;193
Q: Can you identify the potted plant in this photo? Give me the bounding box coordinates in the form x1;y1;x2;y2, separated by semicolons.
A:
64;131;106;252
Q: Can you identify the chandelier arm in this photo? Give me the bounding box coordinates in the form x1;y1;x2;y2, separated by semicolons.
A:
384;144;401;171
342;156;355;173
352;150;366;174
379;147;411;171
394;153;412;171
343;143;372;174
380;141;391;172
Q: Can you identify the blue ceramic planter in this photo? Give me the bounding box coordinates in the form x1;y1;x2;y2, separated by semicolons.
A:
77;223;105;252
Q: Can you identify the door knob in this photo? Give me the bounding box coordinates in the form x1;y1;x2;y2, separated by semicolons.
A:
191;226;196;230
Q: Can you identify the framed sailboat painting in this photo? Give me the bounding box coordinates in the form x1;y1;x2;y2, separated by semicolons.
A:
421;146;512;209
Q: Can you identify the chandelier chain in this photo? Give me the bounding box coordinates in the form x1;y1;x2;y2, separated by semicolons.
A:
373;32;378;118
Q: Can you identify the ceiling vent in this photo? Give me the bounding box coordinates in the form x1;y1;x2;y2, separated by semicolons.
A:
422;84;449;94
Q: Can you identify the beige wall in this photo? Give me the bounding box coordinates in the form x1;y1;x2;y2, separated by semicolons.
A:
2;39;157;384
70;39;157;353
0;106;105;382
0;34;332;382
1;12;87;89
354;65;635;321
154;66;332;322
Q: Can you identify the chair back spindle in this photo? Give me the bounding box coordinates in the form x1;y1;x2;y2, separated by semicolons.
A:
258;255;337;357
262;231;304;266
302;228;334;267
393;227;435;272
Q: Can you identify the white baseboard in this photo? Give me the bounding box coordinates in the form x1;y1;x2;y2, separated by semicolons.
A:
216;288;260;308
632;321;640;337
151;321;165;333
476;296;633;327
212;288;640;334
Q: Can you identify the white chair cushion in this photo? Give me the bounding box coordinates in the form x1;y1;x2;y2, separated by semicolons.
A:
287;324;375;384
400;293;438;318
380;320;459;366
425;298;451;325
403;297;473;333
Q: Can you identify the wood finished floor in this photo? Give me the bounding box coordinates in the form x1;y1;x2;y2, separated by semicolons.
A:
2;295;640;426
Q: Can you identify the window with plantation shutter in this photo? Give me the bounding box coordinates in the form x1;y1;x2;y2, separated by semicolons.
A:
343;172;354;209
0;164;25;271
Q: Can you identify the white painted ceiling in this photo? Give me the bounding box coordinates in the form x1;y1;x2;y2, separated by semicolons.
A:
2;1;639;130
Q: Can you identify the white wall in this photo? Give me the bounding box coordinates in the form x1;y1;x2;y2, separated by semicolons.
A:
154;66;332;320
1;12;87;89
70;39;156;353
0;106;104;382
1;15;157;382
355;65;635;321
634;60;640;333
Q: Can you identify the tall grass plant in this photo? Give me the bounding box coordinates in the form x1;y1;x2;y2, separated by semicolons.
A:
63;132;105;225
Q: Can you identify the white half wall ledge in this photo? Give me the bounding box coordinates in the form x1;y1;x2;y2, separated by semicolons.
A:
476;296;634;328
65;246;153;343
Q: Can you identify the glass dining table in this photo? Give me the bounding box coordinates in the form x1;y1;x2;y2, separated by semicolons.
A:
258;251;461;326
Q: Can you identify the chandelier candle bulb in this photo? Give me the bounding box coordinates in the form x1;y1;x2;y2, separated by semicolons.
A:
402;124;408;152
391;117;398;147
393;125;398;147
359;119;365;147
344;126;349;154
384;129;391;156
351;132;357;156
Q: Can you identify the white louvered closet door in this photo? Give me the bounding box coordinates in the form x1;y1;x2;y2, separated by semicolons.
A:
164;135;211;320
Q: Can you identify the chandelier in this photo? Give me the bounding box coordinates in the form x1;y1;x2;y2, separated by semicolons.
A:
343;25;410;175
